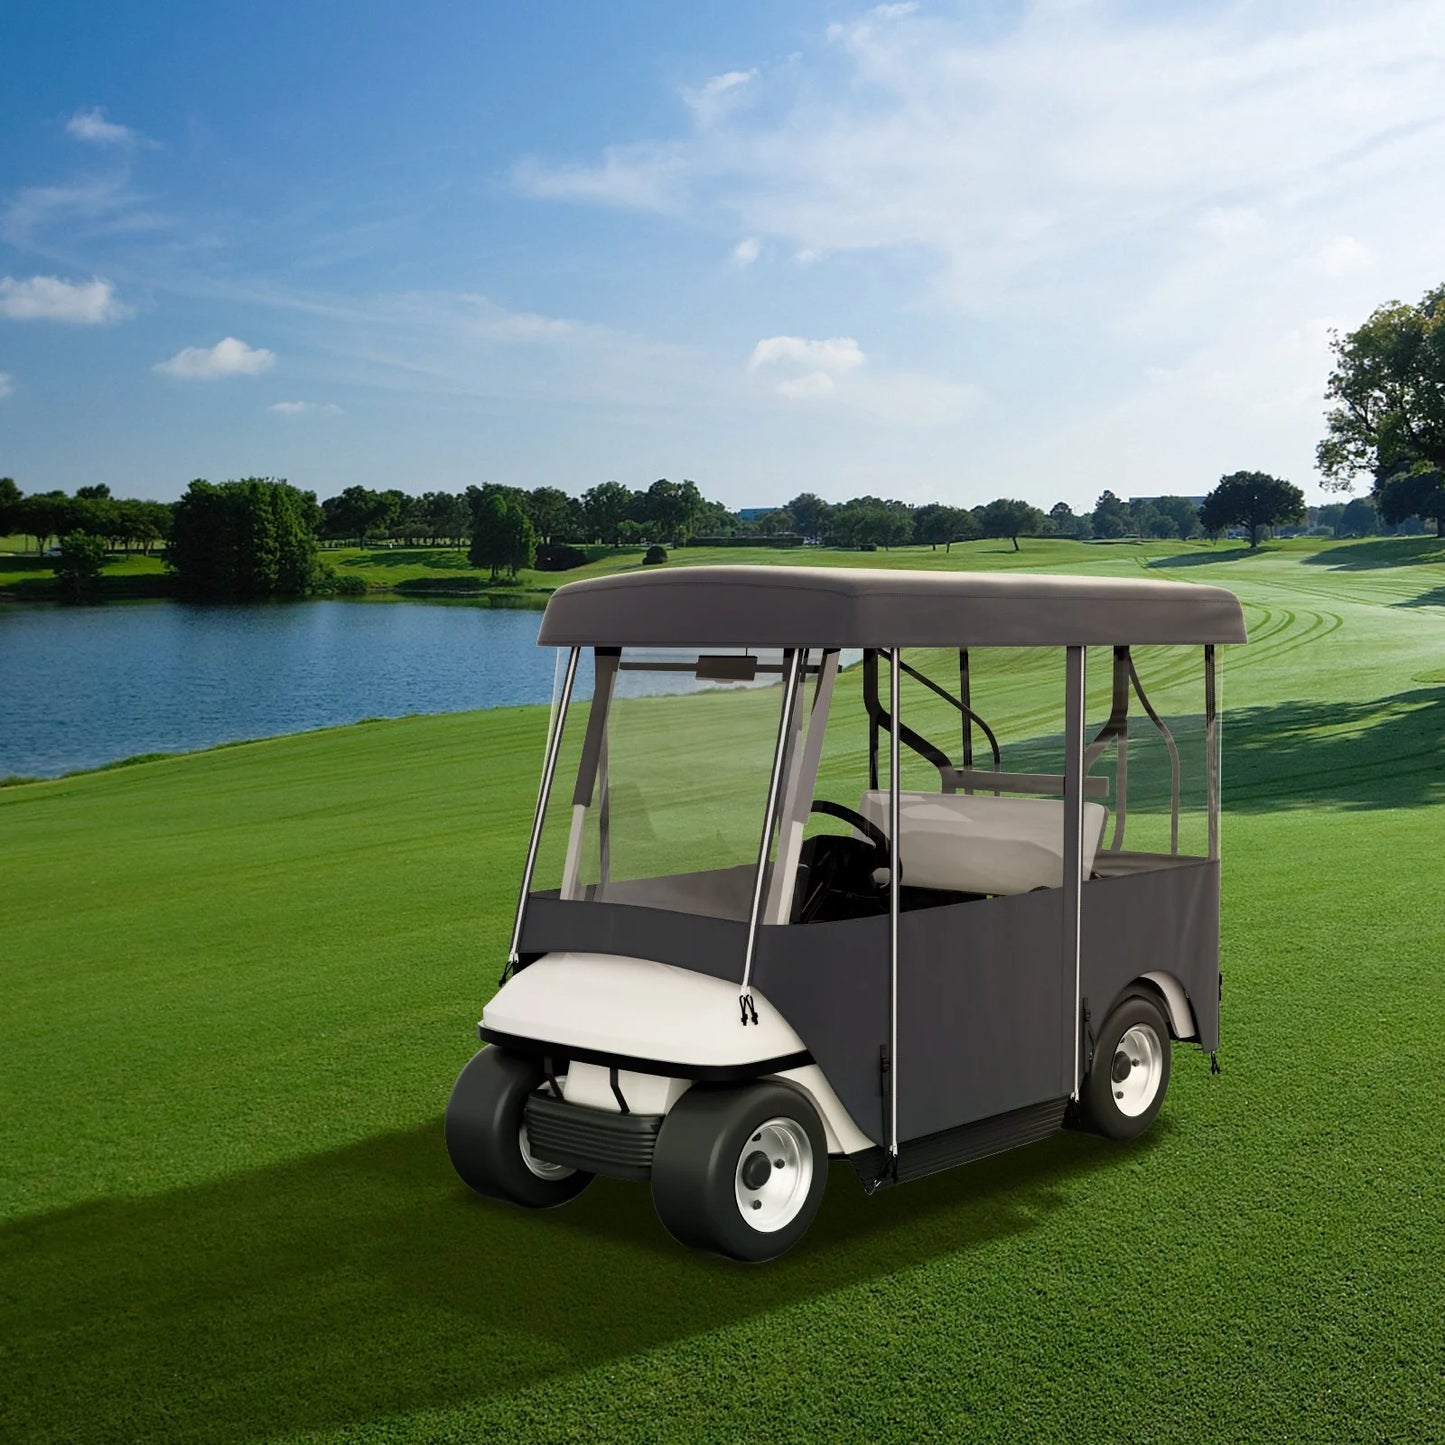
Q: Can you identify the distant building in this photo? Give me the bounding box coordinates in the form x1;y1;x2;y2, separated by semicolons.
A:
736;507;776;521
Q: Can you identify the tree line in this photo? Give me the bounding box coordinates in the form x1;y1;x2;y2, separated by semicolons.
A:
5;277;1444;595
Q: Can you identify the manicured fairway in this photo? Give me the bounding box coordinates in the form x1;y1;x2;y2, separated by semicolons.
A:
4;539;1445;1442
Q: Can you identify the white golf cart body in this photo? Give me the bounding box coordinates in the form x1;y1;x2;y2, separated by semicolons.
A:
459;566;1245;1249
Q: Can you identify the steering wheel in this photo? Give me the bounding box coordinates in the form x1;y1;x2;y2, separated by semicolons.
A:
792;801;901;924
808;800;895;876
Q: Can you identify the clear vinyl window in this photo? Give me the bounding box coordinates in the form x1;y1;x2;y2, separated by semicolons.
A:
532;647;793;920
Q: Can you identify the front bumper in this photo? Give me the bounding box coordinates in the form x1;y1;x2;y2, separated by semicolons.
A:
524;1092;663;1181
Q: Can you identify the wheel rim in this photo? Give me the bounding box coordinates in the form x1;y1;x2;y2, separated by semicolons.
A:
733;1117;813;1233
519;1124;574;1181
1111;1024;1165;1118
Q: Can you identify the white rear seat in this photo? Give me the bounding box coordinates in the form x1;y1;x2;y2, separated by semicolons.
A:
857;790;1108;895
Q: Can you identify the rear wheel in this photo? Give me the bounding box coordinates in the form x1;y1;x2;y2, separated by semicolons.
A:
651;1081;828;1262
1079;992;1172;1141
445;1047;594;1208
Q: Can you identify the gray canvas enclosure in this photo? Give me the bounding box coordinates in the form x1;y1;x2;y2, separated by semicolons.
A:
511;565;1245;1186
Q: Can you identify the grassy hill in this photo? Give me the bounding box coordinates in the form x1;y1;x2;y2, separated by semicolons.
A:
3;539;1445;1442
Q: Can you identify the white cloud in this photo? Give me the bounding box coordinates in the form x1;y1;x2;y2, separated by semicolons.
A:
750;335;866;373
1312;235;1376;278
520;2;1445;320
506;0;1445;492
872;3;919;18
65;107;151;147
0;274;131;324
745;333;970;420
155;337;276;379
733;237;760;265
268;400;343;415
0;372;12;399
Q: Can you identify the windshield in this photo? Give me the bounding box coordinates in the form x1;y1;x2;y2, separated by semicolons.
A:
532;647;797;920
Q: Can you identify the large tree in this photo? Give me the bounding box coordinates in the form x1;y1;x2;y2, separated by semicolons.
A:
828;496;913;549
786;492;834;541
1375;465;1445;537
525;486;579;543
979;498;1045;552
1090;490;1131;540
914;503;979;551
1154;495;1202;541
1339;496;1381;537
468;488;536;579
0;477;23;538
1047;501;1091;540
1318;284;1445;495
168;478;321;596
642;478;704;543
582;481;634;545
1199;471;1305;548
13;490;75;554
321;485;399;547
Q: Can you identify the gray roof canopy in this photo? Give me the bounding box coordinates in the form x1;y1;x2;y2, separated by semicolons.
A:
537;565;1248;648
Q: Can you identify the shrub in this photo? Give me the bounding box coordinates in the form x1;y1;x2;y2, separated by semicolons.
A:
51;531;108;599
856;542;878;552
534;542;589;572
643;545;668;565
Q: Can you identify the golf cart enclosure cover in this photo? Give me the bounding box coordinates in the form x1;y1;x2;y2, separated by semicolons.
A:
516;566;1241;1151
538;566;1247;649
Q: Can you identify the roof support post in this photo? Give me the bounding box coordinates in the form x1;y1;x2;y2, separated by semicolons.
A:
740;648;804;1023
1205;644;1219;861
509;644;581;969
888;646;902;1163
1063;645;1087;1099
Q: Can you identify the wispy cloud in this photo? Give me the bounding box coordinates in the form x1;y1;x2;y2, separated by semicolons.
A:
515;1;1445;323
155;337;275;379
732;237;760;266
750;335;866;373
0;274;131;324
267;400;343;415
513;144;686;213
65;107;155;149
682;69;757;126
0;372;12;400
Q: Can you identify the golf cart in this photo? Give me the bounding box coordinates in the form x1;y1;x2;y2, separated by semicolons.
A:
446;566;1246;1261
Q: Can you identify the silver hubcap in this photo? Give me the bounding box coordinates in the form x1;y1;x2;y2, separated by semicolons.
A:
1111;1024;1165;1117
519;1123;574;1181
734;1117;813;1232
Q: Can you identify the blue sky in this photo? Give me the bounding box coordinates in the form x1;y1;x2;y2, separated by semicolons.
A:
2;0;1442;510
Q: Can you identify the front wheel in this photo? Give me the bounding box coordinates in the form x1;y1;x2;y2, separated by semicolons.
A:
1079;992;1172;1141
445;1047;594;1209
651;1081;828;1262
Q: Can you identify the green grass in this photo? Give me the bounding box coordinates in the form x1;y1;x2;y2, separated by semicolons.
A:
4;539;1445;1442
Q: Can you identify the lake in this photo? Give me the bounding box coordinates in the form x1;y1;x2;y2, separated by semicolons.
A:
0;599;571;779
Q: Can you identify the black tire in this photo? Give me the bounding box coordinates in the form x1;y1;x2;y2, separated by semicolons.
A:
1079;990;1172;1141
445;1047;594;1209
650;1081;828;1262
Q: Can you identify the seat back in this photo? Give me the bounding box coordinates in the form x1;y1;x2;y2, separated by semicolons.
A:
856;790;1108;895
